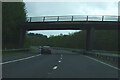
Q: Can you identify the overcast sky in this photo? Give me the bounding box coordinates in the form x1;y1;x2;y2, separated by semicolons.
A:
23;1;118;37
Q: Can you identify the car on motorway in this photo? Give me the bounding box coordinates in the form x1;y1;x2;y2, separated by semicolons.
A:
41;46;51;54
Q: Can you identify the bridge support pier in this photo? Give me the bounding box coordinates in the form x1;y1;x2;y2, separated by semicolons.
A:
86;27;94;51
19;27;26;48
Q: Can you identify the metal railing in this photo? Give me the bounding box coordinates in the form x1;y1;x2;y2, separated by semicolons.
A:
52;47;120;62
2;48;29;52
26;15;119;22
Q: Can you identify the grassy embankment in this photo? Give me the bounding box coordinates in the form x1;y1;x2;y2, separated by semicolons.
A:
2;48;36;55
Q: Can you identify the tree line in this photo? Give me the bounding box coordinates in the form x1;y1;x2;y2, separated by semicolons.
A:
25;30;118;51
2;2;27;49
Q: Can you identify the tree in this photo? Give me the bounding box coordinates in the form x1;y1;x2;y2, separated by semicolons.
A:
2;2;27;49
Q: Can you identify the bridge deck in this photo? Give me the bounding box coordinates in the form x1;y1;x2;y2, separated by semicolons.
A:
22;15;119;30
23;21;118;30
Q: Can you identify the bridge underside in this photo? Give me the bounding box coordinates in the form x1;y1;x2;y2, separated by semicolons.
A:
20;21;119;51
22;21;118;31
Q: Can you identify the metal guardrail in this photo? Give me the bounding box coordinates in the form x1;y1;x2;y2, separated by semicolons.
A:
27;15;119;22
2;48;29;52
52;47;119;62
84;51;120;62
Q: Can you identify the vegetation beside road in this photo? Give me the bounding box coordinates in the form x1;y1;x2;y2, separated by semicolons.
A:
2;2;27;49
2;51;27;56
25;30;118;51
2;47;37;55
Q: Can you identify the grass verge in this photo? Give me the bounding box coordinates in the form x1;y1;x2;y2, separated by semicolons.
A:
2;47;37;56
2;51;28;56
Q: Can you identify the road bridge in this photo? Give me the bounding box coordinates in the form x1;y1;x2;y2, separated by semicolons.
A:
19;15;119;51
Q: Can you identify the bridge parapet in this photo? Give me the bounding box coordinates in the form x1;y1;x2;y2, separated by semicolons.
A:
27;15;118;22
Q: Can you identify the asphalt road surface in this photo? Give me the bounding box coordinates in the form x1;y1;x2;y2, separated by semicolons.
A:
2;48;119;78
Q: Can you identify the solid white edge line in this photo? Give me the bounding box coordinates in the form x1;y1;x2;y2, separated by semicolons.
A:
85;56;120;70
0;54;41;65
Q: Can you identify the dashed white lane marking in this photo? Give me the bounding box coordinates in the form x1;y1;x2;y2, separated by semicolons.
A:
48;73;52;74
61;54;63;57
58;60;61;63
0;54;41;65
53;66;58;70
60;54;63;60
85;56;120;70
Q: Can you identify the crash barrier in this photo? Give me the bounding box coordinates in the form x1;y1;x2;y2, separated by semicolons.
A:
52;47;85;54
52;47;120;62
2;48;29;52
84;51;120;62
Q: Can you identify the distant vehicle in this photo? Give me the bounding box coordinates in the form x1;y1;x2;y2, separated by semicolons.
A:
41;46;51;54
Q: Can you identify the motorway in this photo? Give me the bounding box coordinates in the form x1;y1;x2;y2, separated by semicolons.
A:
2;48;119;78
